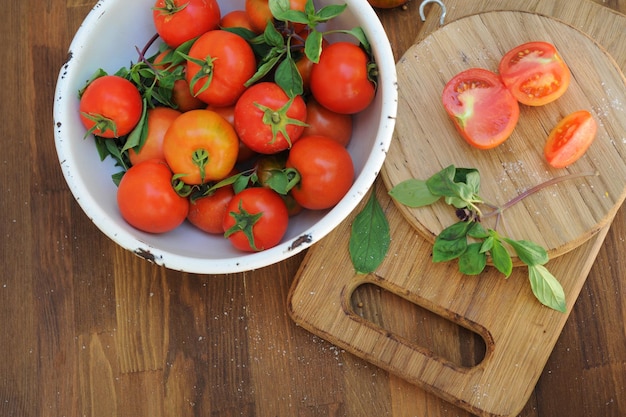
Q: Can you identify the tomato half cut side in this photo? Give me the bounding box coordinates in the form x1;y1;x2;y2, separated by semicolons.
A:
544;110;597;168
499;41;571;106
442;68;520;149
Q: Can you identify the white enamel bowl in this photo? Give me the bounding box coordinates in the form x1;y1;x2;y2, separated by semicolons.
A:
53;0;397;274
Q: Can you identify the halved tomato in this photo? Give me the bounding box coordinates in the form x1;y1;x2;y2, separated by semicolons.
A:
498;41;571;106
544;110;597;168
442;68;519;149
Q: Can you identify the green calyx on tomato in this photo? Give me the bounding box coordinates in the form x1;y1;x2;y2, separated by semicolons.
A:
179;52;216;98
255;96;308;148
224;200;265;251
153;0;188;15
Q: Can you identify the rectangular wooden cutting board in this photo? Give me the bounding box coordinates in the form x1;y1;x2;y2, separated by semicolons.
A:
288;1;626;416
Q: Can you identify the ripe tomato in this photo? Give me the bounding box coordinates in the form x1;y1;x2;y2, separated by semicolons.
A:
310;42;376;115
185;30;256;107
499;41;571;106
544;110;597;168
234;82;307;154
129;107;181;166
442;68;520;149
163;109;240;184
286;135;354;210
152;0;221;48
79;75;143;138
187;185;235;234
301;99;353;147
223;187;289;251
117;160;189;234
367;0;408;8
220;10;255;31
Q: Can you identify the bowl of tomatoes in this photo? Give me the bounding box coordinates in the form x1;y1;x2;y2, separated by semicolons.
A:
53;0;397;274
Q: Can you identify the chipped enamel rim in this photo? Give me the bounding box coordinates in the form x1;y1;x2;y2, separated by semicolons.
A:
53;0;397;274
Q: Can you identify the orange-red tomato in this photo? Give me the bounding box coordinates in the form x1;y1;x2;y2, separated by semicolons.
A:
544;110;597;168
310;42;376;115
223;187;289;252
79;75;143;139
499;41;571;106
187;185;235;234
152;0;221;48
286;135;354;210
220;10;255;31
163;109;240;184
442;68;520;149
129;107;181;166
185;30;256;107
117;160;189;234
301;99;352;147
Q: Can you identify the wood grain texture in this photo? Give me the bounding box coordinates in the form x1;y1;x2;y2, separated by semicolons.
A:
0;1;624;417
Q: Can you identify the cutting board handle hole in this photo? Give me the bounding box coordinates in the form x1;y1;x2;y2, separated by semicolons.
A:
350;283;487;368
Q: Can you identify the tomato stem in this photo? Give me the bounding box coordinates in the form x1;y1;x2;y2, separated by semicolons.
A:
192;148;209;184
482;170;599;227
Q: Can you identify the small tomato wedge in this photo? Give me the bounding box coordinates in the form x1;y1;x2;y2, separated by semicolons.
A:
499;41;571;106
442;68;519;149
544;110;597;168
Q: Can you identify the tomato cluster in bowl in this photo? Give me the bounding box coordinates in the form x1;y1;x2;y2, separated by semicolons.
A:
53;0;398;273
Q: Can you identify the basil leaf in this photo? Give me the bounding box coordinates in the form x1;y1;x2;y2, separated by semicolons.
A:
350;191;390;274
315;3;347;22
490;239;512;277
426;165;457;197
459;243;487;275
304;29;324;64
453;167;479;185
528;265;566;312
275;57;303;97
468;222;489;239
503;238;549;266
433;222;471;262
388;179;440;207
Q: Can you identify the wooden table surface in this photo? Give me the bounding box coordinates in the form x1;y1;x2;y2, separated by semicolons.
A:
2;0;624;416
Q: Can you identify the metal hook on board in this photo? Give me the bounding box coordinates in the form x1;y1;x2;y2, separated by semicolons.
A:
419;0;447;25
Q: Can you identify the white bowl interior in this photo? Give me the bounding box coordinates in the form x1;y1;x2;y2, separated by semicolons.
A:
53;0;397;274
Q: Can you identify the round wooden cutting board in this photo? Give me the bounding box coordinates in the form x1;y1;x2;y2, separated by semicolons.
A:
382;10;626;260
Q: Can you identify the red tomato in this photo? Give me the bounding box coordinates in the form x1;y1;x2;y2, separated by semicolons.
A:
544;110;597;168
163;109;240;184
301;99;353;147
223;187;289;251
245;0;273;33
117;160;189;233
367;0;408;8
129;107;181;166
79;75;143;139
187;185;235;234
310;42;376;115
442;68;520;149
286;135;354;210
234;82;307;154
185;30;256;107
499;41;571;106
220;10;255;31
152;0;221;48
